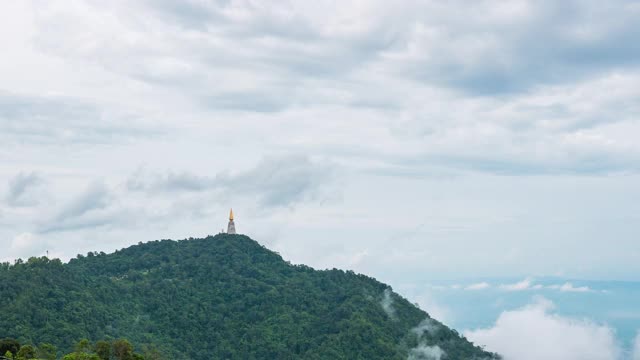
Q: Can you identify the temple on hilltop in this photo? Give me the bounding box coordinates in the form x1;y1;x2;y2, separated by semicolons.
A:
227;208;236;234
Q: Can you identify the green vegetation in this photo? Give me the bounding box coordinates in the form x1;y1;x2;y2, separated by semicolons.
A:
0;234;499;359
0;338;146;360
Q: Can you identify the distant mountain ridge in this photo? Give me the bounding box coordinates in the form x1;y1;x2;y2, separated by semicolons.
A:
0;234;499;359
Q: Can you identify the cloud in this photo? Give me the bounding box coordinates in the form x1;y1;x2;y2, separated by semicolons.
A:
5;0;640;178
548;282;592;292
38;181;123;233
1;0;639;281
128;155;336;208
465;297;621;360
499;279;593;293
482;278;593;292
1;232;48;261
407;344;445;360
411;318;440;337
346;249;369;267
405;290;453;324
500;278;536;291
466;282;491;290
380;1;640;95
127;170;214;193
633;332;640;360
55;181;110;221
29;1;397;112
227;155;335;207
5;172;43;207
380;288;396;320
0;93;161;145
39;210;133;234
202;91;293;113
409;319;445;360
9;232;37;252
32;1;640;98
10;154;335;241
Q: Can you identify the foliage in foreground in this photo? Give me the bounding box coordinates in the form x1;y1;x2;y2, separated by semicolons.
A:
0;338;151;360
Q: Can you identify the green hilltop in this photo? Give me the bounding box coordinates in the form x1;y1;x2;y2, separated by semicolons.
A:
0;234;499;359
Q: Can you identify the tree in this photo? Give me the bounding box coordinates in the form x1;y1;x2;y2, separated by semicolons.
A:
94;341;110;360
112;339;133;360
16;345;36;360
37;343;57;360
62;352;99;360
142;345;163;360
63;340;99;360
75;339;91;354
0;339;20;358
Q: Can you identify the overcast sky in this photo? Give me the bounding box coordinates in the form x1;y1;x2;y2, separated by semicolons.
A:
1;0;640;283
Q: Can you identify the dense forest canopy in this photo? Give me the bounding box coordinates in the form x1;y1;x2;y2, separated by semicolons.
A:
0;338;148;360
0;234;499;359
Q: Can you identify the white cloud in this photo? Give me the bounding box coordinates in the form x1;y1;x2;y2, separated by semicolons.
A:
500;278;535;291
10;232;37;252
499;280;594;293
633;331;640;360
1;232;48;261
411;292;453;324
408;344;445;360
4;171;43;207
411;318;440;337
407;319;446;360
347;249;369;267
126;155;337;208
548;282;592;292
465;282;491;290
465;297;621;360
380;288;396;320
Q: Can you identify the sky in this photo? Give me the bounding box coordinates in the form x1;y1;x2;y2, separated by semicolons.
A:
1;1;640;357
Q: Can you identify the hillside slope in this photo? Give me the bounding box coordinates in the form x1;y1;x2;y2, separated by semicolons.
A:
0;234;498;359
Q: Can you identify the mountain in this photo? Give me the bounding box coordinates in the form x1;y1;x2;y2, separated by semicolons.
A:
0;234;499;359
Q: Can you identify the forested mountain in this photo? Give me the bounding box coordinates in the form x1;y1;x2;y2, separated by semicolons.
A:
0;234;499;359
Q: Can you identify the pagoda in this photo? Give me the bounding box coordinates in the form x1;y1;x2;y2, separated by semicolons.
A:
227;208;236;234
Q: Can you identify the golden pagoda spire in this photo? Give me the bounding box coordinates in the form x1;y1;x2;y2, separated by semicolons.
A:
227;208;236;234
